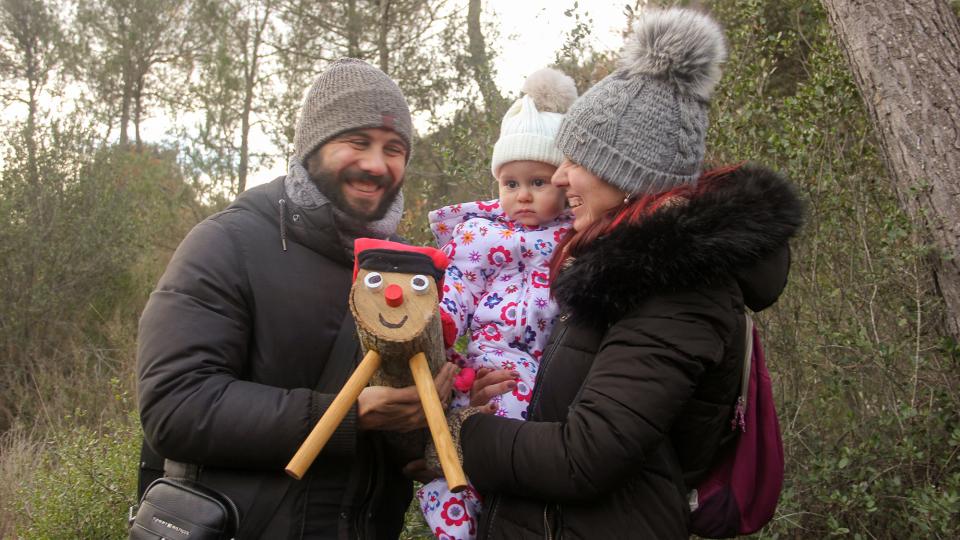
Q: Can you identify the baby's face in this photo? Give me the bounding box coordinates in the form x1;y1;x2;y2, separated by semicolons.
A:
496;160;566;227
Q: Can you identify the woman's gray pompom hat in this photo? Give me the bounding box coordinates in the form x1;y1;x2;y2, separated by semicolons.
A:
554;7;727;196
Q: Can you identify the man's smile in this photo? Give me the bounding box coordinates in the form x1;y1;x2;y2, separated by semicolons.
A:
345;178;384;197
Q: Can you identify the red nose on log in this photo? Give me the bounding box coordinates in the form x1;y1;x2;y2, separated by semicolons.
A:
384;284;404;307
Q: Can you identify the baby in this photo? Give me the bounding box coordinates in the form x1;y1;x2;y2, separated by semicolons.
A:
417;68;577;539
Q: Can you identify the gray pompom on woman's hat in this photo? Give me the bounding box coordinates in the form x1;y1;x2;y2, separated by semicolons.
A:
555;8;727;195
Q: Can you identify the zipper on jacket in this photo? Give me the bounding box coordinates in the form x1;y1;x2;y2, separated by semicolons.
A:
527;321;568;416
352;450;376;540
279;198;288;251
479;494;501;539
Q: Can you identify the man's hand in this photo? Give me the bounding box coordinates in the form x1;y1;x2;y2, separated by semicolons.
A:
469;367;518;407
357;362;457;431
402;458;438;483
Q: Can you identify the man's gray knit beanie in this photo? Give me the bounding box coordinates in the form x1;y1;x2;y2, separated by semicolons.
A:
293;58;413;163
555;8;727;195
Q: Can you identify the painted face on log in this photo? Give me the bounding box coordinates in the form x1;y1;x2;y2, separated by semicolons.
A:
352;269;438;341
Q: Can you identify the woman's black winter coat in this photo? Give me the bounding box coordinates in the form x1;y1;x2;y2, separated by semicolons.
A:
460;165;804;539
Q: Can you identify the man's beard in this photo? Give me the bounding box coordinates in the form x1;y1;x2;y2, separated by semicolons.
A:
309;165;402;222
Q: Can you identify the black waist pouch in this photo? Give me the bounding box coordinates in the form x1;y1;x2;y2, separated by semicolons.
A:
129;477;239;540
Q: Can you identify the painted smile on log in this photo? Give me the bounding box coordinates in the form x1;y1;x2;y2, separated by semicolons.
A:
378;313;408;329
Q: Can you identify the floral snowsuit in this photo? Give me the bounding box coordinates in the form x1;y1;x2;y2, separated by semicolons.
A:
416;199;571;539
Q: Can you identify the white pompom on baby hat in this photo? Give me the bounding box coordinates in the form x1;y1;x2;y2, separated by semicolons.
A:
490;67;578;177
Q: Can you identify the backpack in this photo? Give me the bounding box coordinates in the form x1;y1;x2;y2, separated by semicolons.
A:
687;314;785;538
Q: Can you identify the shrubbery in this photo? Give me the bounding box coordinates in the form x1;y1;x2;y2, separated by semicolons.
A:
13;411;140;539
0;129;203;537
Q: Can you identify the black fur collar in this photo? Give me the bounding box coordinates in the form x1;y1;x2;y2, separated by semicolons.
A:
552;164;804;326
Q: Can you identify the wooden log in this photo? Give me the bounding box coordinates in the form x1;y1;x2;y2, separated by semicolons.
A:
287;267;453;482
351;268;465;491
285;350;382;480
351;269;446;387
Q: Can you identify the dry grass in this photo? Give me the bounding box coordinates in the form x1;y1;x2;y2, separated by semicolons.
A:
0;331;138;538
0;426;44;538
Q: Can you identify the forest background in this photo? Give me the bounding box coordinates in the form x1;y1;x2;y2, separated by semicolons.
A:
2;0;959;538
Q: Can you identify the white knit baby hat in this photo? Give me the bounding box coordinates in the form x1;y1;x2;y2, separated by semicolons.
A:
490;68;578;177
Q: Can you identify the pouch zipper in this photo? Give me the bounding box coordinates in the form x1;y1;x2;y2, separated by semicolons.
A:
543;503;562;540
544;505;553;540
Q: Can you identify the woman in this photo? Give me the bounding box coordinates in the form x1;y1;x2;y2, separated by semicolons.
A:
443;8;804;538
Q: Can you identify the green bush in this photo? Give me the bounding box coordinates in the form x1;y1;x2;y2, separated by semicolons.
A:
13;411;140;539
400;488;433;540
0;120;204;537
0;123;201;432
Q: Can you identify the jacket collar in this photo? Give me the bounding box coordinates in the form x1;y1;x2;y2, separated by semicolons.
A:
231;177;354;266
553;164;804;327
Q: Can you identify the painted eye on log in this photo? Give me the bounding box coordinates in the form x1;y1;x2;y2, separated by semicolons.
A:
364;272;383;290
410;275;430;293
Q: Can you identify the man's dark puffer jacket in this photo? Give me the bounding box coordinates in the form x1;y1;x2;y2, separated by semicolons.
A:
137;177;411;539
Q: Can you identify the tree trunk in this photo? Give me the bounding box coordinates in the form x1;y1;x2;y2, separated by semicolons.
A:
350;269;446;388
26;78;39;187
467;0;500;112
345;0;361;58
377;0;391;73
238;5;267;195
117;9;131;147
238;94;250;195
134;74;144;151
822;0;960;338
119;77;131;146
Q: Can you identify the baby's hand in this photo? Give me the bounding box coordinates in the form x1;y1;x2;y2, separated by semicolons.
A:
469;368;519;407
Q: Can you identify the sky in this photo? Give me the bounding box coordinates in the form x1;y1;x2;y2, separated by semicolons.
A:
485;1;628;94
244;0;631;189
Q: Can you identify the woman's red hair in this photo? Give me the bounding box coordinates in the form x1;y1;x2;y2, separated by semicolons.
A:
549;163;745;283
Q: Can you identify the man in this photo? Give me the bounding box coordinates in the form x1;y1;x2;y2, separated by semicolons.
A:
137;58;456;539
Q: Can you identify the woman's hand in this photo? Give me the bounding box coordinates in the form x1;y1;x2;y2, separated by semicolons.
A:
469;367;519;407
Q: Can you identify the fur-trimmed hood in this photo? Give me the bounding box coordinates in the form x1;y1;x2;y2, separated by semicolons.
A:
553;164;804;326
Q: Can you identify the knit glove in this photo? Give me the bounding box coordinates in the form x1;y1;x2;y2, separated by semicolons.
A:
425;406;484;475
453;367;476;393
440;310;458;349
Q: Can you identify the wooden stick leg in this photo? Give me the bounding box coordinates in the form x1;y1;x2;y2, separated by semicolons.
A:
285;350;382;480
408;352;468;492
